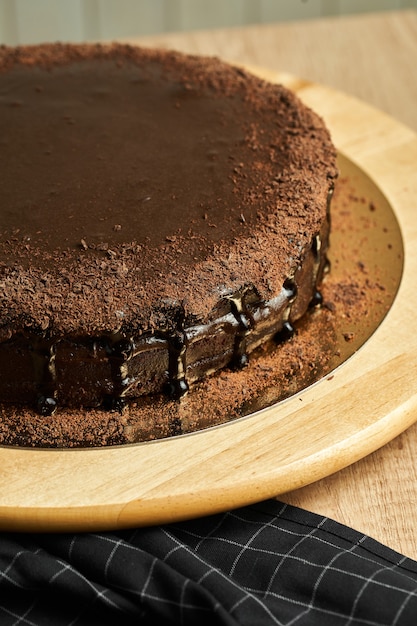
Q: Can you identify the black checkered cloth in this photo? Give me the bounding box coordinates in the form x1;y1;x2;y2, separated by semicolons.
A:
1;500;417;625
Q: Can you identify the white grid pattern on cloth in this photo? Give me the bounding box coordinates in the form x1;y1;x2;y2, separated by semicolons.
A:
0;602;38;626
170;508;416;596
344;561;408;626
392;586;417;626
171;531;390;626
0;549;36;587
289;532;369;625
1;500;417;625
89;532;223;618
160;529;267;623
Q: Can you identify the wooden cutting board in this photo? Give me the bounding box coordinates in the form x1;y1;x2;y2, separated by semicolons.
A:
1;71;416;532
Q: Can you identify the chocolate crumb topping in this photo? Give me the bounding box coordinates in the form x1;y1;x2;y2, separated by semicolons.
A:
0;43;337;422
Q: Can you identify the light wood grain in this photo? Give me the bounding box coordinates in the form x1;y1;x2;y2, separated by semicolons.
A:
134;9;417;133
127;9;417;558
3;1;415;46
1;66;416;550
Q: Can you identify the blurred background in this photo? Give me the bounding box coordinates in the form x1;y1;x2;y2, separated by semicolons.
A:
1;0;416;45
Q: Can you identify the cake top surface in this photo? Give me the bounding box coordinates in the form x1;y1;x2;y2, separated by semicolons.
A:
0;43;337;338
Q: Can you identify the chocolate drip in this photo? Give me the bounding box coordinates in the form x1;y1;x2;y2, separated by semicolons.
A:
321;183;335;278
164;330;189;399
26;225;330;416
228;294;254;369
29;337;58;415
312;233;321;259
283;277;297;302
309;183;334;308
309;290;323;308
276;321;295;342
275;278;297;343
327;182;335;214
103;336;135;411
310;234;323;309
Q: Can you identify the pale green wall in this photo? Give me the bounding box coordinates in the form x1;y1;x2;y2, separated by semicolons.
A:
1;0;416;45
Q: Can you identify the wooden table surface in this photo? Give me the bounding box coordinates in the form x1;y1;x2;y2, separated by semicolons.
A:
128;9;417;559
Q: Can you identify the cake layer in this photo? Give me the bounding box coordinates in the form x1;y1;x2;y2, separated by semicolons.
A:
0;43;337;414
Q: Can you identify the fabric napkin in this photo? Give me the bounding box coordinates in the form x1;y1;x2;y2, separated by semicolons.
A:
1;499;416;625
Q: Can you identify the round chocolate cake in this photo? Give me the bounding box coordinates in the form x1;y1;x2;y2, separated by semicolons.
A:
0;43;337;424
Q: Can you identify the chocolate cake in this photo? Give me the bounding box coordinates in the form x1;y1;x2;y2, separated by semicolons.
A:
0;43;337;421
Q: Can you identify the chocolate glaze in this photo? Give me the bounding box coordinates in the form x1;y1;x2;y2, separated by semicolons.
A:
0;43;338;414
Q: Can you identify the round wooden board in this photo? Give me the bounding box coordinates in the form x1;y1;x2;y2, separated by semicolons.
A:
1;72;417;532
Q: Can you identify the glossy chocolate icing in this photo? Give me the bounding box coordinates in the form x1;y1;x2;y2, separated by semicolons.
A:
0;44;337;414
